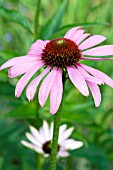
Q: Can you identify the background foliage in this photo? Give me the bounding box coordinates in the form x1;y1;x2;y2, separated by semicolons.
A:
0;0;113;170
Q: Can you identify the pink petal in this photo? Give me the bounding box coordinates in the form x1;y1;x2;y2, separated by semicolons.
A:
8;61;38;78
64;27;85;43
38;68;57;107
85;77;103;85
80;63;113;88
0;56;38;70
82;45;113;56
87;81;101;107
76;33;90;45
50;69;63;114
26;67;50;101
76;64;103;85
67;66;89;96
79;35;106;50
28;40;49;57
64;26;82;39
15;62;44;98
81;57;113;61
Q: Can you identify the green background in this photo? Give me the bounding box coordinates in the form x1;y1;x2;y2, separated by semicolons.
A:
0;0;113;169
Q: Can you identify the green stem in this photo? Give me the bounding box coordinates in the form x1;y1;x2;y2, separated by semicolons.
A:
36;153;42;170
34;0;41;40
50;71;66;170
50;105;62;170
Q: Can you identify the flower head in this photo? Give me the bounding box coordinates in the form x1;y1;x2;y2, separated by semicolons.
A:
1;26;113;114
21;121;83;157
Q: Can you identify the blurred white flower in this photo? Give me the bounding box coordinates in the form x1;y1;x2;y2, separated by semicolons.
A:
21;121;83;157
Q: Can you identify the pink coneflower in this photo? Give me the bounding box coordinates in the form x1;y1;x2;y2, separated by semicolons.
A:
21;121;83;157
1;26;113;114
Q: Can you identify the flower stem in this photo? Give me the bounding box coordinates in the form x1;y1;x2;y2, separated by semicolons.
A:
50;71;66;170
34;0;41;40
50;106;62;170
36;153;42;170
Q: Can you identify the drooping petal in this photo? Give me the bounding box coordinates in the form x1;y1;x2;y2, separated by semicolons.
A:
79;35;106;50
15;62;44;98
80;63;113;88
26;67;50;101
85;77;103;85
50;69;63;114
29;126;45;144
61;139;83;150
67;66;89;96
81;57;113;61
82;45;113;56
76;64;103;85
28;40;49;57
38;68;57;107
8;61;38;78
87;81;101;107
76;33;90;45
58;127;74;143
0;56;38;70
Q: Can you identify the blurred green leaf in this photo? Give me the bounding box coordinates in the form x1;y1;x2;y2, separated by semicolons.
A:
50;22;109;38
0;6;32;34
2;102;36;119
70;145;109;170
0;157;4;170
40;0;67;39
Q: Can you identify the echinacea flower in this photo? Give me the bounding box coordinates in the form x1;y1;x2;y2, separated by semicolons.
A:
1;26;113;114
21;121;83;157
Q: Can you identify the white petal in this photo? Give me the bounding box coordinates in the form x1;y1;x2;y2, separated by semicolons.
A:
26;132;42;147
58;127;74;143
58;151;69;157
29;126;45;144
50;122;54;140
42;120;50;141
61;139;83;150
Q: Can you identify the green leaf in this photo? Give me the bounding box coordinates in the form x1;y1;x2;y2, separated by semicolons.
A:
2;102;36;119
0;157;4;170
70;144;109;170
40;0;67;39
0;6;32;34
